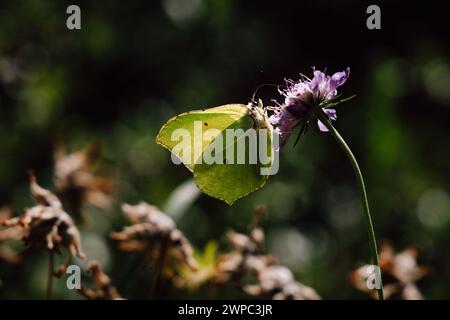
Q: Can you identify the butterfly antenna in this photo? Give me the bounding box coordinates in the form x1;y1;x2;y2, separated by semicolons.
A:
250;70;264;103
251;84;279;104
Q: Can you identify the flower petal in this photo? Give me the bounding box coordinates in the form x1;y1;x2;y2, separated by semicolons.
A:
328;67;350;92
323;108;337;121
317;120;329;132
317;108;337;132
310;70;326;95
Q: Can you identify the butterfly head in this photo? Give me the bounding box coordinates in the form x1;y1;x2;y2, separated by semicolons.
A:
248;99;271;130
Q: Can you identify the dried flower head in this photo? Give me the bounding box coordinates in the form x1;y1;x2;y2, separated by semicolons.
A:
77;261;123;300
213;206;320;300
0;173;85;270
244;265;321;300
270;68;350;146
350;242;428;300
54;143;113;221
111;202;197;277
212;206;268;285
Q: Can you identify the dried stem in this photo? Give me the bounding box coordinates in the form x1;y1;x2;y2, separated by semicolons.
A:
47;250;54;300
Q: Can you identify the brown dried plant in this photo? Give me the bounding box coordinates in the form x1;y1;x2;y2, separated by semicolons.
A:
0;206;22;264
350;241;428;300
215;206;320;300
111;202;198;279
176;206;321;300
173;241;219;291
54;142;113;222
77;261;123;300
0;173;85;277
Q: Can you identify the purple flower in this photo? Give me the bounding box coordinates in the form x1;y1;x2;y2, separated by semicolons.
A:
270;67;350;146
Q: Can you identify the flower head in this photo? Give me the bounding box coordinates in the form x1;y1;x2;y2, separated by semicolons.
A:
270;67;350;146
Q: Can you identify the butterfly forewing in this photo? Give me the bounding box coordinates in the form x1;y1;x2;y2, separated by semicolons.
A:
156;104;250;171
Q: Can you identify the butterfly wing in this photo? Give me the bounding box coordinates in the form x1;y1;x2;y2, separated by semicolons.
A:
156;104;250;171
156;104;273;205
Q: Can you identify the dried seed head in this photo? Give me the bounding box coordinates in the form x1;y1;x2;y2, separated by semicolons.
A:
212;206;320;300
111;202;198;275
77;261;123;300
350;241;428;300
0;173;85;261
54;143;113;221
244;265;321;300
172;206;320;300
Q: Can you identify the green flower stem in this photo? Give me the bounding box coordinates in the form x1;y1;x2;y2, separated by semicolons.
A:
318;111;385;300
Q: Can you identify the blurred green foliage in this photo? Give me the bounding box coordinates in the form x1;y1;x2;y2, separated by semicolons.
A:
0;0;449;299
